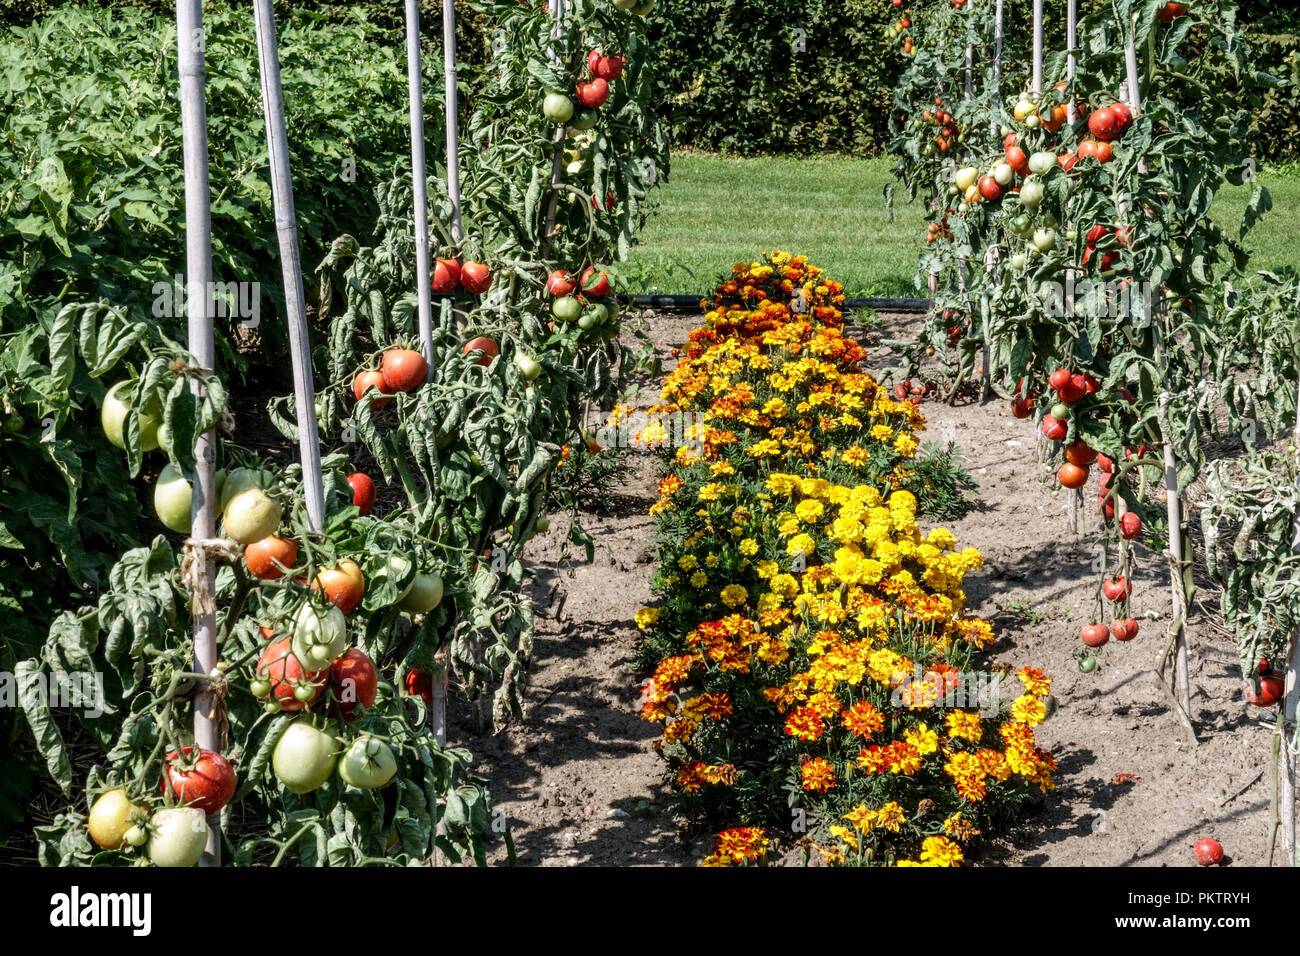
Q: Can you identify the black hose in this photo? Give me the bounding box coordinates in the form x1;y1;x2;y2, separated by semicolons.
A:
620;294;929;312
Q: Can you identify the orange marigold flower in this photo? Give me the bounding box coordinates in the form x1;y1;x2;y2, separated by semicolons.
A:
800;757;837;792
841;700;885;738
1016;666;1052;696
784;706;826;741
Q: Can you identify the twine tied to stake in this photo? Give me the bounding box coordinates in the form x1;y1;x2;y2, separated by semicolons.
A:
181;537;240;618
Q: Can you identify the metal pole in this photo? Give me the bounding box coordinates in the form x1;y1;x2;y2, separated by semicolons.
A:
406;0;435;373
442;0;464;246
176;0;219;867
252;0;325;532
542;0;568;252
1281;390;1300;863
1066;0;1078;123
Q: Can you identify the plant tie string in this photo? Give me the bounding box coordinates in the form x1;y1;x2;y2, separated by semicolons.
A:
181;537;241;618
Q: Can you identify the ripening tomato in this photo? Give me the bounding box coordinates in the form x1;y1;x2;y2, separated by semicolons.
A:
313;559;366;615
1110;102;1134;132
1055;376;1086;404
257;634;328;711
381;348;428;393
977;175;1001;201
1011;397;1035;419
331;648;378;723
432;258;461;293
1245;671;1285;707
244;534;298;580
1058;462;1089;489
461;261;492;294
353;369;392;409
1097;453;1115;474
590;52;625;81
347;472;376;515
1049;369;1073;392
1120;511;1141;539
1158;2;1187;23
88;789;146;849
1005;144;1030;176
581;267;612;298
1081;623;1110;648
162;747;237;815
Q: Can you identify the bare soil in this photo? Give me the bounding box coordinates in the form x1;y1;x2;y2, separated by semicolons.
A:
460;309;1279;868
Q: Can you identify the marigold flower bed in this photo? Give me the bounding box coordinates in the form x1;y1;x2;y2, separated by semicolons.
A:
633;252;1054;867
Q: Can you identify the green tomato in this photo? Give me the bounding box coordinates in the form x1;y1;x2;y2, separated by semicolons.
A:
290;602;348;671
534;514;550;534
399;571;444;614
101;380;161;452
613;0;637;8
147;807;208;868
272;720;339;795
382;554;417;605
543;93;575;124
1050;402;1071;421
578;312;600;331
570;108;600;131
222;487;282;545
338;736;398;790
1032;227;1058;252
632;0;655;13
219;466;274;512
1010;253;1026;271
1019;178;1045;208
514;352;543;381
154;464;194;534
249;678;272;698
1078;654;1097;674
1027;151;1057;175
992;162;1014;187
124;824;148;848
294;683;317;703
263;700;282;715
553;295;583;322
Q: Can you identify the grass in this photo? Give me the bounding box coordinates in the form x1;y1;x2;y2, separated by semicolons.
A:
620;153;1300;297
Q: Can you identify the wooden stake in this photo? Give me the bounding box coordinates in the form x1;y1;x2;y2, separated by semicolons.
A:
1066;0;1078;123
406;0;436;371
1031;0;1043;96
177;0;220;867
1279;394;1300;864
252;0;325;531
541;0;568;255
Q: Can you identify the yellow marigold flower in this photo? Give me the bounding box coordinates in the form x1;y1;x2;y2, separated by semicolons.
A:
919;835;964;867
946;710;983;743
786;533;815;559
766;473;800;496
843;804;876;832
871;424;894;442
762;398;788;418
1016;666;1052;696
720;584;748;608
1011;693;1048;726
841;445;870;467
697;482;726;502
634;606;663;630
904;722;940;756
709;460;736;476
739;537;758;556
711;827;769;863
677;554;698;572
756;560;779;579
894;433;919;457
875;801;905;832
794;499;825;523
704;553;719;568
800;757;836;792
777;514;801;537
689;571;708;588
829;824;857;846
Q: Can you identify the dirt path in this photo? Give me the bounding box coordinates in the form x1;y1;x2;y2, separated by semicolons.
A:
460;309;1278;868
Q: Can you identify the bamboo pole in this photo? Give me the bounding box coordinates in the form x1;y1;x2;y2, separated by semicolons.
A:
1280;393;1300;864
176;0;220;867
252;0;325;531
1031;0;1043;96
442;0;464;246
541;0;569;254
979;0;1002;404
406;0;436;373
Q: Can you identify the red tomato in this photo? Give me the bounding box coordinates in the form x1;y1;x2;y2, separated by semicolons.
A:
460;261;492;294
546;270;575;296
1056;377;1086;404
1011;397;1035;419
381;349;428;393
1194;837;1224;866
1058;462;1089;489
463;336;500;367
1110;102;1134;132
432;258;461;293
576;78;610;109
353;369;392;409
591;53;625;81
1096;453;1114;473
1111;617;1139;641
405;668;434;705
244;535;298;580
1041;415;1067;442
1064;439;1098;466
1245;673;1285;707
1048;369;1073;392
1102;575;1132;602
257;635;327;711
162;747;237;814
1081;623;1110;648
581;267;612;298
1119;511;1141;539
347;472;375;516
1088;106;1119;142
978;175;1002;201
331;648;378;723
1005;144;1030;176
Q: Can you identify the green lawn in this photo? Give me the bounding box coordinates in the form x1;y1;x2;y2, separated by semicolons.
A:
620;153;1300;298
